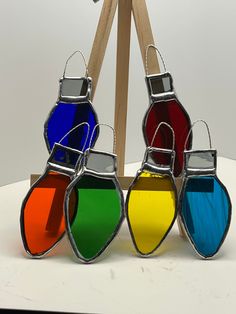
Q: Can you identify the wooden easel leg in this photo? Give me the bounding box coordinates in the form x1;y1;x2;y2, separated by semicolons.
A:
88;0;118;100
132;0;160;74
114;0;132;176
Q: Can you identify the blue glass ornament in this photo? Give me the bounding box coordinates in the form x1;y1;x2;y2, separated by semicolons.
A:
44;51;99;162
179;120;232;258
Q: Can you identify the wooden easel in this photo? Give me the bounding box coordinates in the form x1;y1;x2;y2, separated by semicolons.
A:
31;0;185;235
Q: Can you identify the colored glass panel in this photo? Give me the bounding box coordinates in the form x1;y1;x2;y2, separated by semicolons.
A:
49;145;83;169
61;78;88;98
146;150;173;169
21;172;76;256
150;75;172;94
143;99;191;177
127;172;176;255
68;175;123;261
186;151;215;170
86;152;115;173
45;101;98;157
181;176;231;258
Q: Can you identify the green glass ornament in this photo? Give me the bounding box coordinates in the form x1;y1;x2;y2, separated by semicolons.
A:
64;124;124;263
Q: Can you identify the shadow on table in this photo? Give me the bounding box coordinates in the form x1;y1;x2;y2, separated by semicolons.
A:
98;224;232;263
102;228;196;262
14;223;232;264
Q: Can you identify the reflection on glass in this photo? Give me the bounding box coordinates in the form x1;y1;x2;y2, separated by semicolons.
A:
49;146;82;169
86;152;115;173
186;151;215;170
146;150;172;169
150;76;172;94
61;78;88;97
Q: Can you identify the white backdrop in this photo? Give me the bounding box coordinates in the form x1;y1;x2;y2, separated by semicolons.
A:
0;0;235;186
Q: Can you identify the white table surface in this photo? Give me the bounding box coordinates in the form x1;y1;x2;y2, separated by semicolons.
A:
0;157;235;314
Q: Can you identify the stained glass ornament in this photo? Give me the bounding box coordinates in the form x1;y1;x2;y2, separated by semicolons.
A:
44;50;99;161
126;122;177;256
179;120;232;258
143;44;192;177
20;123;90;258
64;124;124;263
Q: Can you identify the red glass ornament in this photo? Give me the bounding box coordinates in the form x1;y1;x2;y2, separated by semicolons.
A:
143;96;192;176
143;45;192;176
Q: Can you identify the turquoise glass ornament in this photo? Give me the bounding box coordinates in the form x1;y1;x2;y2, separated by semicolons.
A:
179;120;232;258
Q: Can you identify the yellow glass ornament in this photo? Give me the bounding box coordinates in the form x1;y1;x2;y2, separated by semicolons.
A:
126;122;177;256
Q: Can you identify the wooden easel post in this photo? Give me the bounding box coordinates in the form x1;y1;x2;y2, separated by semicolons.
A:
88;0;118;99
114;0;132;176
88;0;160;177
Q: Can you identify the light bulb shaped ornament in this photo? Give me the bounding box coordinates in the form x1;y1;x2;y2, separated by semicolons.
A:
179;120;232;258
20;122;90;258
143;45;192;177
64;124;124;263
126;122;177;256
44;50;99;161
